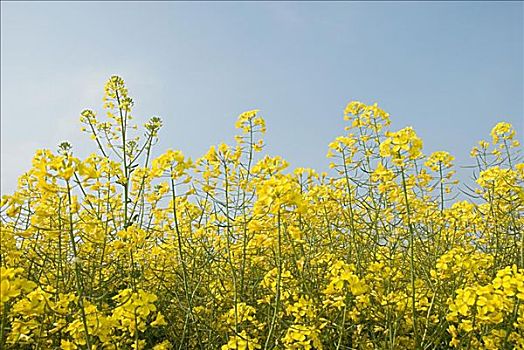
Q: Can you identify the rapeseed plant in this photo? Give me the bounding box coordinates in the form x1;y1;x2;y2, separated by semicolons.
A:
1;76;522;349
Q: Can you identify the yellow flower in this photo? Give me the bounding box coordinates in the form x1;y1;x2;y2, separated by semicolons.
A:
379;127;423;164
490;122;515;144
61;340;78;350
151;312;167;327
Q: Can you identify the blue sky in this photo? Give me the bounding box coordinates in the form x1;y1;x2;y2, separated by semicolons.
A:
1;1;522;194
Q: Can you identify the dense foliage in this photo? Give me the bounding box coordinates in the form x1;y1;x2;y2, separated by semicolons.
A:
1;76;523;350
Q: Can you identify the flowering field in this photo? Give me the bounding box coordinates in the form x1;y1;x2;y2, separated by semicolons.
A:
1;76;522;350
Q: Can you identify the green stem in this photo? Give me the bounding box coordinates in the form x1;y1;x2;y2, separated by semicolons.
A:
66;181;92;350
264;211;282;350
400;165;420;349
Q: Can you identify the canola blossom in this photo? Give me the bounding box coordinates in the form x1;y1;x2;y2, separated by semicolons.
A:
1;76;523;350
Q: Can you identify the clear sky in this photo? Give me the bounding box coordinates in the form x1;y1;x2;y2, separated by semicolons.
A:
1;1;523;195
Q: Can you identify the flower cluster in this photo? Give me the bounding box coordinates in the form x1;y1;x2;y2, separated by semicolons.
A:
1;76;522;349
